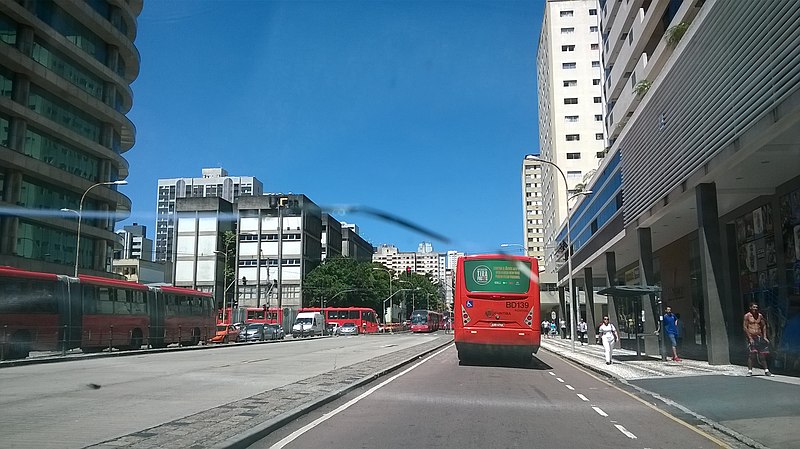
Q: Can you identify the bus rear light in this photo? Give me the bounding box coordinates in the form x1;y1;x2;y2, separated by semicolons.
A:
524;306;534;327
461;305;471;326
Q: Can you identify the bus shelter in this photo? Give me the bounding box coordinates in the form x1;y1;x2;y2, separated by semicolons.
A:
596;285;665;361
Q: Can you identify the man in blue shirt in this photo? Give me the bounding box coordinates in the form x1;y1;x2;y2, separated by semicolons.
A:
661;306;681;362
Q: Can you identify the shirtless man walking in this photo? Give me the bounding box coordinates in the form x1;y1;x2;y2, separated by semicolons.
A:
743;302;771;377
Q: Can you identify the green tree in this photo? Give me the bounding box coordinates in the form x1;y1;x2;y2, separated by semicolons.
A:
303;258;389;310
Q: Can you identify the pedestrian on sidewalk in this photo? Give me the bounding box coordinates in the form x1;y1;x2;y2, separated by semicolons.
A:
578;318;588;345
549;321;557;338
560;319;567;339
743;302;771;377
659;306;682;362
598;316;619;365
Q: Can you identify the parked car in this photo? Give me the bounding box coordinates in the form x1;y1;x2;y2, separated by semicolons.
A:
337;322;359;336
238;323;272;342
209;324;241;343
326;323;340;336
266;323;285;340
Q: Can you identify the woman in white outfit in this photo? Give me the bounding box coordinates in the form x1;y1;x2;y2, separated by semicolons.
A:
598;316;619;365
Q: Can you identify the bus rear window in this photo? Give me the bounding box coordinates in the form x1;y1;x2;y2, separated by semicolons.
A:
463;259;531;294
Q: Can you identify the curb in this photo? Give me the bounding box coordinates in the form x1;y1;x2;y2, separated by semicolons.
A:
216;337;454;449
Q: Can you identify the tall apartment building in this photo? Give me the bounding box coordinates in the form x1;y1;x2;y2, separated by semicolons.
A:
155;168;263;262
372;243;445;284
0;0;140;275
520;159;546;259
536;0;605;269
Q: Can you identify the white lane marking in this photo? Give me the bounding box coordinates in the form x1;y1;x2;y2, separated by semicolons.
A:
565;385;575;390
577;394;589;401
269;345;451;449
614;424;638;439
592;406;608;417
549;372;556;376
556;377;565;383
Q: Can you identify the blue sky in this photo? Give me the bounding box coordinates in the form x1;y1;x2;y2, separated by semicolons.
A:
124;0;543;254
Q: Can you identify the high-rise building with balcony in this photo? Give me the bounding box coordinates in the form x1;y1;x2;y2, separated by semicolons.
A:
0;0;141;275
536;0;605;270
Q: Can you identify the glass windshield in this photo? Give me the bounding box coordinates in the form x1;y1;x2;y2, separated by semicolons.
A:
296;318;313;325
411;314;428;324
246;324;261;330
216;325;227;332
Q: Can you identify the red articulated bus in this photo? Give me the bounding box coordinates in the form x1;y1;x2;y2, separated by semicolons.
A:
0;266;215;359
300;307;379;333
410;309;443;332
454;255;541;363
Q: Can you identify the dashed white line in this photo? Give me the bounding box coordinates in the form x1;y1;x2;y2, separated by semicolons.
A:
556;377;565;383
592;406;608;417
565;385;575;390
549;372;556;376
614;424;638;439
577;393;589;401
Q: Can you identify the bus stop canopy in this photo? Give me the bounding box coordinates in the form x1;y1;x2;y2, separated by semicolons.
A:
596;285;664;359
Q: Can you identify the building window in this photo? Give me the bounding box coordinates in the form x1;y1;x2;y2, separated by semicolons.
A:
593;97;602;103
590;26;599;32
592;61;600;68
567;170;582;180
591;43;599;50
561;27;574;34
565;115;579;122
562;62;576;69
594;114;603;121
561;45;575;51
560;10;574;17
566;134;580;141
564;98;578;104
596;151;605;158
566;152;581;159
563;80;577;87
595;133;604;140
589;9;597;15
593;78;600;85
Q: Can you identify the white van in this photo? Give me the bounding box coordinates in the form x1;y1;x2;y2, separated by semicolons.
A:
292;312;325;338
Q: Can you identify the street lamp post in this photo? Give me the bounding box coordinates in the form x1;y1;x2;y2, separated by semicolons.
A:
61;180;127;277
524;155;592;352
372;267;393;323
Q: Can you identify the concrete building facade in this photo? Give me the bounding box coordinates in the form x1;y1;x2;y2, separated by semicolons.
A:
550;0;800;372
155;168;263;262
0;0;140;275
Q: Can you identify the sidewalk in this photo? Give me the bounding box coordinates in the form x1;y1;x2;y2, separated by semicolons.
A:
541;337;800;449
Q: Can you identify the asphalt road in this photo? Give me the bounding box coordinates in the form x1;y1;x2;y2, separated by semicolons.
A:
254;345;729;449
0;334;441;448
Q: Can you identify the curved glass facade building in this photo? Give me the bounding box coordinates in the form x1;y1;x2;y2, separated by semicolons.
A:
0;0;141;275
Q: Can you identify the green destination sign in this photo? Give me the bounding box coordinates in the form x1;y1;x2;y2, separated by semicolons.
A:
463;259;531;293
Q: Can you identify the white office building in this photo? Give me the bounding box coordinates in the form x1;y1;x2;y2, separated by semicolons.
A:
155;168;263;262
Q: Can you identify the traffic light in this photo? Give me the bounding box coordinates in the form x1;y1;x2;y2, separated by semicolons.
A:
406;266;411;277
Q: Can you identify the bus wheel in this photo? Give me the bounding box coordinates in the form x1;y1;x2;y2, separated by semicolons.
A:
129;329;143;350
